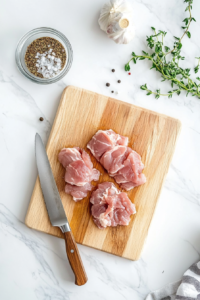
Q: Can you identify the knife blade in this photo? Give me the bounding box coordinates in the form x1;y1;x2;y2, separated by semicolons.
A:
35;133;88;286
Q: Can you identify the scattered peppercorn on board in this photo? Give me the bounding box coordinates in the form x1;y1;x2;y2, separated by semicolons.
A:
25;86;181;260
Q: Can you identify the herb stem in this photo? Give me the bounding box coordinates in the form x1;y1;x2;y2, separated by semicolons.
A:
129;55;190;91
125;0;200;100
154;29;159;42
166;4;192;55
146;88;182;97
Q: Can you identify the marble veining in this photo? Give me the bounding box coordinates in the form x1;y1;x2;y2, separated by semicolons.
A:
1;0;200;299
165;165;200;206
0;68;51;142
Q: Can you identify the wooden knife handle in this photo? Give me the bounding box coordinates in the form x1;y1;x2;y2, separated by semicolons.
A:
63;231;88;286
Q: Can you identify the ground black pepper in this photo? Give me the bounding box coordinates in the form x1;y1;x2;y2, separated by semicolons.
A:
25;37;66;78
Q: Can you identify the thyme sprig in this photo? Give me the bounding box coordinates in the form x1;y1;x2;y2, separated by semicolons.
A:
125;0;200;99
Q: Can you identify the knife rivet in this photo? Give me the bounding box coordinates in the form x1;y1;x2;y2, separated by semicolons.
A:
71;249;74;253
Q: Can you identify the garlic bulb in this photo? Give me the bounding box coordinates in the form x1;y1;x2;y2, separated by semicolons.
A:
98;0;135;44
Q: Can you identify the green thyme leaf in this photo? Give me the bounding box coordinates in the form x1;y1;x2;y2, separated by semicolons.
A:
125;63;130;71
168;93;173;98
165;46;170;52
183;18;189;25
194;66;199;73
140;84;148;90
150;63;156;70
186;31;191;38
177;43;182;49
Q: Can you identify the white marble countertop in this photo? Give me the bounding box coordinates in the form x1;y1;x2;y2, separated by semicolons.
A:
1;0;200;299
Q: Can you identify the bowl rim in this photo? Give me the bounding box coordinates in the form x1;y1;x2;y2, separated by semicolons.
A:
15;27;73;85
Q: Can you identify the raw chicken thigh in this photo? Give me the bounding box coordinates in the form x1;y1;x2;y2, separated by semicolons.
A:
90;182;136;229
87;129;128;161
87;130;146;190
58;147;100;201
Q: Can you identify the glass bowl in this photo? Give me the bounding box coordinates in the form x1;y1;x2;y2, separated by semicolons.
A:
15;27;73;84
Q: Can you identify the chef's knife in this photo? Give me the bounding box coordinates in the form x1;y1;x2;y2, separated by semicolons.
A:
35;133;88;286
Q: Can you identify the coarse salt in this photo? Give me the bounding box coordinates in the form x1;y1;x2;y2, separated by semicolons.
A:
35;49;63;78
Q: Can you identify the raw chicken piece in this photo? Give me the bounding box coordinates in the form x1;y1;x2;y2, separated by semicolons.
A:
87;129;128;161
64;160;99;186
100;146;129;174
65;182;93;202
87;130;146;190
100;146;146;190
58;147;100;201
90;182;136;229
58;147;82;168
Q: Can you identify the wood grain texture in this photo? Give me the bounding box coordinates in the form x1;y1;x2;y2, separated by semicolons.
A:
63;231;88;286
25;86;181;260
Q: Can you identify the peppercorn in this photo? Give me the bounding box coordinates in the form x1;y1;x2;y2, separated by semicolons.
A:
112;69;115;72
111;91;114;93
118;80;121;83
25;37;66;79
39;117;44;121
106;83;110;87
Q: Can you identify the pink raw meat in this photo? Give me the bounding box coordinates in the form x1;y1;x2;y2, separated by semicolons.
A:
100;146;129;174
87;130;146;190
101;146;146;190
58;147;100;201
90;182;136;229
58;147;82;168
87;129;128;161
65;182;93;202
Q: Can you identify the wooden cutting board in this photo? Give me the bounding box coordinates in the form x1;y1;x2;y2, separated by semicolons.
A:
25;86;181;260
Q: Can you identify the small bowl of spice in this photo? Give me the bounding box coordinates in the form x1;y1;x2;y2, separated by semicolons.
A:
15;27;73;84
